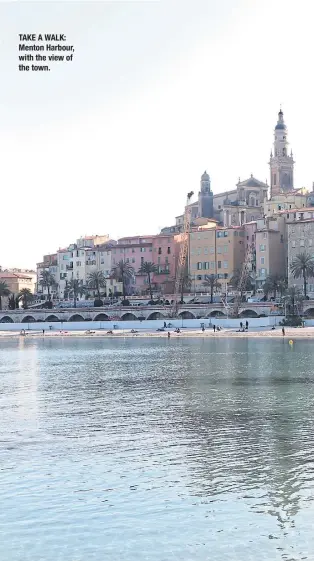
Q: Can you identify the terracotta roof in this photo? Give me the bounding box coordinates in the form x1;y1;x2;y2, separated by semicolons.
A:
0;272;32;280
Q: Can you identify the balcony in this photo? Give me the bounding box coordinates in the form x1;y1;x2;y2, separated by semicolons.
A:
66;264;73;270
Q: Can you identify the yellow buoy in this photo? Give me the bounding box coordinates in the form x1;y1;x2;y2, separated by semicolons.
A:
289;340;294;346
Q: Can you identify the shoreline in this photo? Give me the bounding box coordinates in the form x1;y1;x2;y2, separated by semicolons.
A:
0;327;312;339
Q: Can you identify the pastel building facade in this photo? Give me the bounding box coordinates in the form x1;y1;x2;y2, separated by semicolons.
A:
188;222;246;293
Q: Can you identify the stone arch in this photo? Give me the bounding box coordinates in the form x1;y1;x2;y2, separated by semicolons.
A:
304;308;314;318
121;313;138;321
21;315;36;323
207;310;226;317
45;315;59;322
239;309;258;318
178;311;196;319
147;312;165;320
94;313;110;321
68;314;85;322
0;316;14;323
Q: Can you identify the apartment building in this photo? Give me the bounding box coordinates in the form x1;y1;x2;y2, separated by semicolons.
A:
0;272;35;297
188;223;245;293
115;234;177;295
36;253;58;299
287;219;314;294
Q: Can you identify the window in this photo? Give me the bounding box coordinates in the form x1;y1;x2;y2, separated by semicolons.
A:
203;262;209;270
197;248;201;255
158;247;162;254
210;247;214;254
224;273;228;279
261;257;265;264
132;258;135;263
287;214;290;219
167;247;171;254
76;261;81;266
300;239;305;246
204;247;208;254
234;231;238;236
223;245;228;253
260;244;266;251
218;261;221;269
140;247;146;252
223;261;228;269
217;231;223;238
273;173;276;186
263;232;267;239
309;239;313;246
210;261;215;269
280;235;284;243
224;231;228;237
260;268;266;276
132;248;135;253
217;247;222;254
120;249;124;254
197;262;202;270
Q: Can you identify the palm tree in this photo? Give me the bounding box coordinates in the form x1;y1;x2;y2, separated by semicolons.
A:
284;286;303;316
68;279;85;308
263;274;286;300
39;270;56;301
87;271;106;300
0;281;10;310
202;274;221;303
138;262;157;300
278;277;288;298
290;252;314;298
111;260;134;300
18;288;33;310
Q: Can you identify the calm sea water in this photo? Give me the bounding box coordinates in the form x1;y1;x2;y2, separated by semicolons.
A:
0;337;314;561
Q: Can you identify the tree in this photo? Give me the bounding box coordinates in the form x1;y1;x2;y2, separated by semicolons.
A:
87;271;106;300
230;269;253;300
180;268;192;303
68;279;85;308
263;274;286;300
290;252;314;298
202;274;221;303
138;261;157;300
18;288;33;310
0;281;10;310
39;270;56;301
111;261;134;300
284;286;303;316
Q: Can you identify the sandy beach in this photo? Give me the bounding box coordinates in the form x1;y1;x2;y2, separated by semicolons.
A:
0;327;313;339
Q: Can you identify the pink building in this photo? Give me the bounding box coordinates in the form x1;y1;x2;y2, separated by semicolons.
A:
114;234;177;295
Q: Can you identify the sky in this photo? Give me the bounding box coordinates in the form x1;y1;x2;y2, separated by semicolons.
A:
1;0;314;268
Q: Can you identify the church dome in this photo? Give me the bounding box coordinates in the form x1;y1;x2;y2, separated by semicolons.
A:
275;123;286;130
201;171;210;181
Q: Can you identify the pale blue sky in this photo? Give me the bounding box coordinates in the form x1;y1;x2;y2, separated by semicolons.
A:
1;0;314;268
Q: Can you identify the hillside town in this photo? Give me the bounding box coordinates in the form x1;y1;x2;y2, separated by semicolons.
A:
1;109;314;312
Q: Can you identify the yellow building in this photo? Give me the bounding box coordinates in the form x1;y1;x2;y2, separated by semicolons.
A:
0;272;35;296
189;223;245;293
264;189;308;216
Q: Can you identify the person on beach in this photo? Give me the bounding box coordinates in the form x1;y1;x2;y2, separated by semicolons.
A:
42;330;45;335
164;322;167;328
245;321;248;330
167;332;171;338
202;326;205;332
213;324;216;332
282;327;285;336
240;321;243;329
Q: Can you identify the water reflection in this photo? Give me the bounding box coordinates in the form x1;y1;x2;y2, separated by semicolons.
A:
0;337;313;561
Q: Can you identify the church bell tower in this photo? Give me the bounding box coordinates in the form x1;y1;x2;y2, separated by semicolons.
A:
198;171;214;219
269;108;294;197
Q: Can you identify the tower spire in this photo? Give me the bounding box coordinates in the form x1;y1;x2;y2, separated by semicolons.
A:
269;108;294;197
